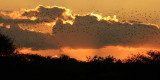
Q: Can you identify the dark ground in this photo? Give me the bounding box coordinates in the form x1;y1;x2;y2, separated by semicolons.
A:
1;53;160;80
1;33;160;80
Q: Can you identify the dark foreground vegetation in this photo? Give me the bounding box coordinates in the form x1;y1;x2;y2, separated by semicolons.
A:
1;33;160;80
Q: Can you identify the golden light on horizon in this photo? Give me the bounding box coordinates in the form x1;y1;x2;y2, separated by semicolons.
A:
52;55;59;58
18;46;160;61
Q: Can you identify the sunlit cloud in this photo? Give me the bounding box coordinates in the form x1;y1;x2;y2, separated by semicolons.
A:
1;5;160;60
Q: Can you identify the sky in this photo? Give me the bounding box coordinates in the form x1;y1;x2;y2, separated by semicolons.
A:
0;0;160;61
1;0;160;9
1;0;160;25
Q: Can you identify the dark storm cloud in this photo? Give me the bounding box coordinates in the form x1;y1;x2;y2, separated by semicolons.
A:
0;17;59;50
22;6;70;22
53;15;160;49
0;24;59;50
0;17;30;24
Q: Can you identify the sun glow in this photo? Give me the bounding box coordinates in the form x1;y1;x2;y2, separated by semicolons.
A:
63;8;75;20
90;13;119;22
52;55;59;58
62;20;74;25
45;22;56;26
0;23;4;26
5;25;10;29
30;17;37;21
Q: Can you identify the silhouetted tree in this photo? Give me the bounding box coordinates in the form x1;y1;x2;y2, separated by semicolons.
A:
147;51;160;63
0;33;16;55
90;56;104;63
86;56;92;62
88;55;116;64
125;54;150;64
115;59;122;64
60;54;70;60
124;51;160;64
102;56;115;64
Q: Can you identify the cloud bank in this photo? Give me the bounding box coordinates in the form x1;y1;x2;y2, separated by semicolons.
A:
1;6;160;50
0;17;58;50
53;15;160;49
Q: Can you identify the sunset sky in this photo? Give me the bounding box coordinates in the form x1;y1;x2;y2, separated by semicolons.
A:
0;0;160;61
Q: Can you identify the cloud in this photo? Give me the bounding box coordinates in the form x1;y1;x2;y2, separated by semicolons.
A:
0;5;74;24
53;15;160;49
0;16;59;50
22;6;65;21
1;6;160;50
0;16;37;24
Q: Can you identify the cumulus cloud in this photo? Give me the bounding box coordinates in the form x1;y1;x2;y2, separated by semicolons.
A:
0;17;59;50
0;6;73;24
22;6;66;21
1;6;160;50
53;15;160;49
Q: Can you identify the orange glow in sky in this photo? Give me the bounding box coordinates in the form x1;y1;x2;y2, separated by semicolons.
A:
0;23;4;26
19;46;160;61
5;25;10;29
